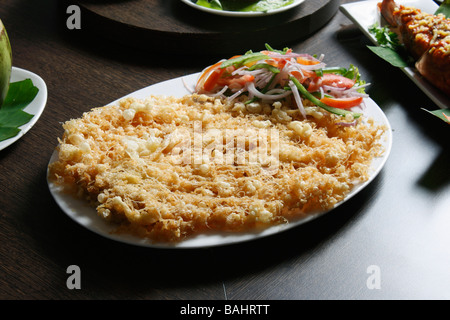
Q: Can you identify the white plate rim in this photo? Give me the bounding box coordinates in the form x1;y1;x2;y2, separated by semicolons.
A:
0;67;48;151
47;72;392;249
179;0;305;17
339;0;450;109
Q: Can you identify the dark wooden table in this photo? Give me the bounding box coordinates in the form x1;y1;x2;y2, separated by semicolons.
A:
1;0;449;304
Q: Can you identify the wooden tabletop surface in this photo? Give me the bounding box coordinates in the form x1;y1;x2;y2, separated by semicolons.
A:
1;0;449;304
74;0;340;55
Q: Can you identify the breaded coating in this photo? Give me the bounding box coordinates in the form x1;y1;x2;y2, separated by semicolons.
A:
48;94;385;242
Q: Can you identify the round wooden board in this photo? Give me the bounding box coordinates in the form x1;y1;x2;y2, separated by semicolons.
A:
75;0;340;55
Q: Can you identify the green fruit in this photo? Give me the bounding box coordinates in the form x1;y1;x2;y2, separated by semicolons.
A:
0;19;12;107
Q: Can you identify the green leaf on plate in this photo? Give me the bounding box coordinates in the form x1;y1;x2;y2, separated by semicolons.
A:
0;126;20;140
367;23;414;68
435;0;450;18
195;0;294;12
0;78;39;141
367;46;409;68
196;0;223;10
422;108;450;124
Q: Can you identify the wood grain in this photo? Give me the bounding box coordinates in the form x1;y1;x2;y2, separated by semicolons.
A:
76;0;340;54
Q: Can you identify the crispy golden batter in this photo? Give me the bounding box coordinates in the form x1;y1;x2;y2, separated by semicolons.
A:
48;94;385;242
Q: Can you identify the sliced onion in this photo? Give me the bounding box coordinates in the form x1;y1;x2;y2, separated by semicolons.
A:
210;85;229;97
322;85;346;98
297;62;327;71
267;52;302;59
288;80;306;118
265;88;289;95
322;84;370;99
345;83;371;98
351;82;371;90
227;87;246;101
182;76;194;93
247;82;292;101
254;70;275;88
267;71;285;90
267;52;319;62
232;66;265;77
336;120;357;127
347;91;370;98
319;87;324;99
284;62;304;77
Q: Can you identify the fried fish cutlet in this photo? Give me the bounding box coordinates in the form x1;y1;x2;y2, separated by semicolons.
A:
48;94;385;243
379;0;450;96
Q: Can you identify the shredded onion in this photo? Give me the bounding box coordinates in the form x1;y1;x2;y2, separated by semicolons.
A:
322;84;370;99
210;85;229;98
337;120;358;127
288;80;306;118
227;87;246;101
297;62;327;71
319;87;324;99
247;82;292;101
183;77;194;93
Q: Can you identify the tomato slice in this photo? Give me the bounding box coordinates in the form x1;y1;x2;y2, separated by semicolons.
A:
203;67;225;92
321;73;355;89
196;61;223;92
320;96;363;109
297;57;320;65
217;74;255;90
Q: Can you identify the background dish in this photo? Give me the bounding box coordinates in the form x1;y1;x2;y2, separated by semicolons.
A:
0;67;47;151
179;0;305;17
47;72;392;249
340;0;450;109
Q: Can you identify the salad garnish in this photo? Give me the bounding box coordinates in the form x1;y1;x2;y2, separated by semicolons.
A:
367;23;410;68
195;0;294;13
194;44;369;120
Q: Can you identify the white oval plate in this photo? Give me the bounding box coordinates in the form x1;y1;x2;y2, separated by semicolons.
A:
180;0;305;17
0;67;48;151
340;0;450;109
47;72;392;249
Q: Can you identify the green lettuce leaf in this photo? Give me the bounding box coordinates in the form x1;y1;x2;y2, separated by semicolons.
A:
0;78;39;141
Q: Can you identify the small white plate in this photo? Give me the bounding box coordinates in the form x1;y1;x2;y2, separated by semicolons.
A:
340;0;450;109
180;0;305;17
47;72;392;249
0;67;48;151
